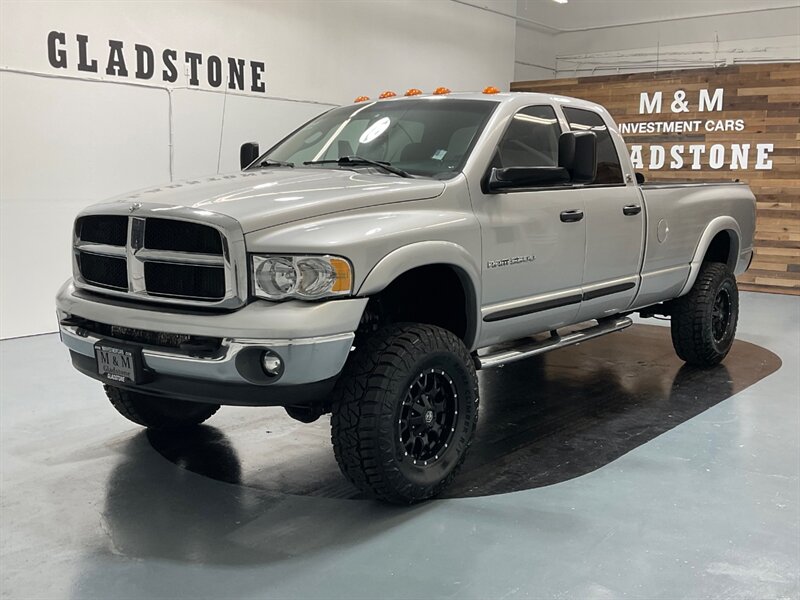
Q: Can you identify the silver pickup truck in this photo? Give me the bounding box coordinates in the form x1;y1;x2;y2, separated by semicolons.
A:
57;91;756;503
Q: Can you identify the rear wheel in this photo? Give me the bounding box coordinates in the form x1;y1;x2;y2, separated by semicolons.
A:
670;262;739;367
105;386;220;429
330;323;479;504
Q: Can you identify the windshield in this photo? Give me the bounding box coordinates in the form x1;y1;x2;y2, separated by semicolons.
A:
261;98;499;179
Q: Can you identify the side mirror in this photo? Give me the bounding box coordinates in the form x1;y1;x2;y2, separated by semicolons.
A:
487;166;570;191
558;131;597;184
240;142;260;170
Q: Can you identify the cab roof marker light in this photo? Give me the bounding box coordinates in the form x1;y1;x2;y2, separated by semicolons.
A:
433;87;451;95
404;88;423;96
354;95;370;103
379;90;397;99
483;86;501;94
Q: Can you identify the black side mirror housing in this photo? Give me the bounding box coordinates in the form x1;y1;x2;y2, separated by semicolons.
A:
240;142;260;170
558;131;597;184
487;166;570;191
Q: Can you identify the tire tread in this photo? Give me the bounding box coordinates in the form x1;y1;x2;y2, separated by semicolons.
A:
330;323;478;504
105;386;220;429
670;262;738;367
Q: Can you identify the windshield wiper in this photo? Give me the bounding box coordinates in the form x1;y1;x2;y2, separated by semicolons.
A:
303;155;412;178
258;159;294;167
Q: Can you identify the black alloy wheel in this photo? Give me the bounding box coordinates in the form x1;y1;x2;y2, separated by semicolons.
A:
711;288;732;343
399;368;459;466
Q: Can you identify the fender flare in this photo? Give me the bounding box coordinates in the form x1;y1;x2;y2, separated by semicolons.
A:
357;241;482;348
678;216;742;297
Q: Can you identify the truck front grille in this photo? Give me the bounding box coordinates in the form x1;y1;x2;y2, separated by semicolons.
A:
77;252;128;290
144;218;224;254
77;215;128;246
144;262;226;300
73;212;244;309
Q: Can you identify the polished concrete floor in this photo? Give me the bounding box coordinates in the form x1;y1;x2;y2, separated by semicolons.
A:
1;292;798;599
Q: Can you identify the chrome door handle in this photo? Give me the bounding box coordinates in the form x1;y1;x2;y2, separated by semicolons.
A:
623;204;642;216
560;209;584;223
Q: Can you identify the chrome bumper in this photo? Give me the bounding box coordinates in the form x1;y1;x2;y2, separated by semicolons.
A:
57;280;366;390
60;323;354;386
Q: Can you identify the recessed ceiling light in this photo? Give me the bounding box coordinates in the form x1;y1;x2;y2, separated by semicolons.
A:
553;0;568;4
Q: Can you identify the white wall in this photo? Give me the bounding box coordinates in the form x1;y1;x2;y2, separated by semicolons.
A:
554;6;800;76
0;0;516;338
514;24;557;81
512;4;800;80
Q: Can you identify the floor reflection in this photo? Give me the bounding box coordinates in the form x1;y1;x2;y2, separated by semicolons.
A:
141;324;780;499
102;430;430;564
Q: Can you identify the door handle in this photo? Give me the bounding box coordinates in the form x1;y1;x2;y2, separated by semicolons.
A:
623;204;642;216
560;209;584;223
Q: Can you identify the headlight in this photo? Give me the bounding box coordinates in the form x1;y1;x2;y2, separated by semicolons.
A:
251;255;353;301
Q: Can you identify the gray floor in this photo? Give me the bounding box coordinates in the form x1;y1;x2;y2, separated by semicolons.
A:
1;292;798;600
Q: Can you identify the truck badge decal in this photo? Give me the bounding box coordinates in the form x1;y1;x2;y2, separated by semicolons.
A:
487;255;535;269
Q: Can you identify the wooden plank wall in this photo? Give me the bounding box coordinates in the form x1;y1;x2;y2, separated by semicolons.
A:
511;63;800;295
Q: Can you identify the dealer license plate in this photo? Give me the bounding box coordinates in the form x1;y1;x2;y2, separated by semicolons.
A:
95;342;142;384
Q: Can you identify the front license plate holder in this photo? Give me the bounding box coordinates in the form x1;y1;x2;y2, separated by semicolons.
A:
94;341;145;385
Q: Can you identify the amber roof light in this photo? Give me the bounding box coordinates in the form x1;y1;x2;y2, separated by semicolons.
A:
404;88;423;96
433;87;451;95
379;90;397;99
483;86;501;94
354;95;370;103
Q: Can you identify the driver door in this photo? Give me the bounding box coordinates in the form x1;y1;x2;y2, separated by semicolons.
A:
474;105;586;346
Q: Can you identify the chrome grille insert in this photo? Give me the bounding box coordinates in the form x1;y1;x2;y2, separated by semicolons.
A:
73;206;246;309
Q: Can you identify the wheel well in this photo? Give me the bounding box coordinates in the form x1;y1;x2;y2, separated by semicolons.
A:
703;230;735;269
362;265;474;346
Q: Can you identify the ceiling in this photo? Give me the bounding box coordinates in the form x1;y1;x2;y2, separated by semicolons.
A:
516;0;799;31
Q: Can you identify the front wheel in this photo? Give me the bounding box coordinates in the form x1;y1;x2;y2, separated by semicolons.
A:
105;386;220;429
330;324;479;504
670;262;739;367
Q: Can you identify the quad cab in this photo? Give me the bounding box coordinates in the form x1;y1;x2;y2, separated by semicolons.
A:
58;91;756;502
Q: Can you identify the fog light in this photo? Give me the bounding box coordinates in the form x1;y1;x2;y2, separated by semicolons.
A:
261;350;283;377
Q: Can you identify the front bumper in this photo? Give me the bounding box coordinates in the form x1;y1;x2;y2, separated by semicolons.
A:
56;281;368;406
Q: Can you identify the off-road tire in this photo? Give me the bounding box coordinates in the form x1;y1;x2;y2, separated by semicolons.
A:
670;262;739;367
330;323;479;504
105;385;220;429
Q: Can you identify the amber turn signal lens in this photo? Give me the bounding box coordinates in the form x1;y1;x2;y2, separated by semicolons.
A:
483;86;501;94
354;95;370;103
404;88;423;96
379;90;397;99
433;87;451;95
329;258;353;293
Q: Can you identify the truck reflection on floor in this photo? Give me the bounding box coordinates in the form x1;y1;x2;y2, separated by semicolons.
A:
100;430;431;565
136;324;779;500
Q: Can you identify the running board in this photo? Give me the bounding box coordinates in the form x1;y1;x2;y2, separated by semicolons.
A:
474;317;633;370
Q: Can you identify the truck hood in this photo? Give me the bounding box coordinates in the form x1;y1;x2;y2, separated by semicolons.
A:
109;168;446;232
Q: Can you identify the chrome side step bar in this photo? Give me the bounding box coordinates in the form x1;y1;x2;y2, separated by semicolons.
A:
474;317;633;370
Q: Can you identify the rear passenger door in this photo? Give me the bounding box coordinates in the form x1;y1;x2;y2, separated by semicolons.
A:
560;106;645;322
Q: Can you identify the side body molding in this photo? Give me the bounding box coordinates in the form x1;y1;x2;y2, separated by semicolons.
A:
357;241;483;349
678;215;742;297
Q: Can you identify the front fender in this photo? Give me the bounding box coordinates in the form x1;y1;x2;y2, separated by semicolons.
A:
357;241;481;296
358;241;482;349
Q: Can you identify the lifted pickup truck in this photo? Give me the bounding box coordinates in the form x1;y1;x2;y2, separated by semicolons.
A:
57;91;756;503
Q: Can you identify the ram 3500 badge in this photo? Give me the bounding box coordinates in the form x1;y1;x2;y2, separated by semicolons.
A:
57;91;756;503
